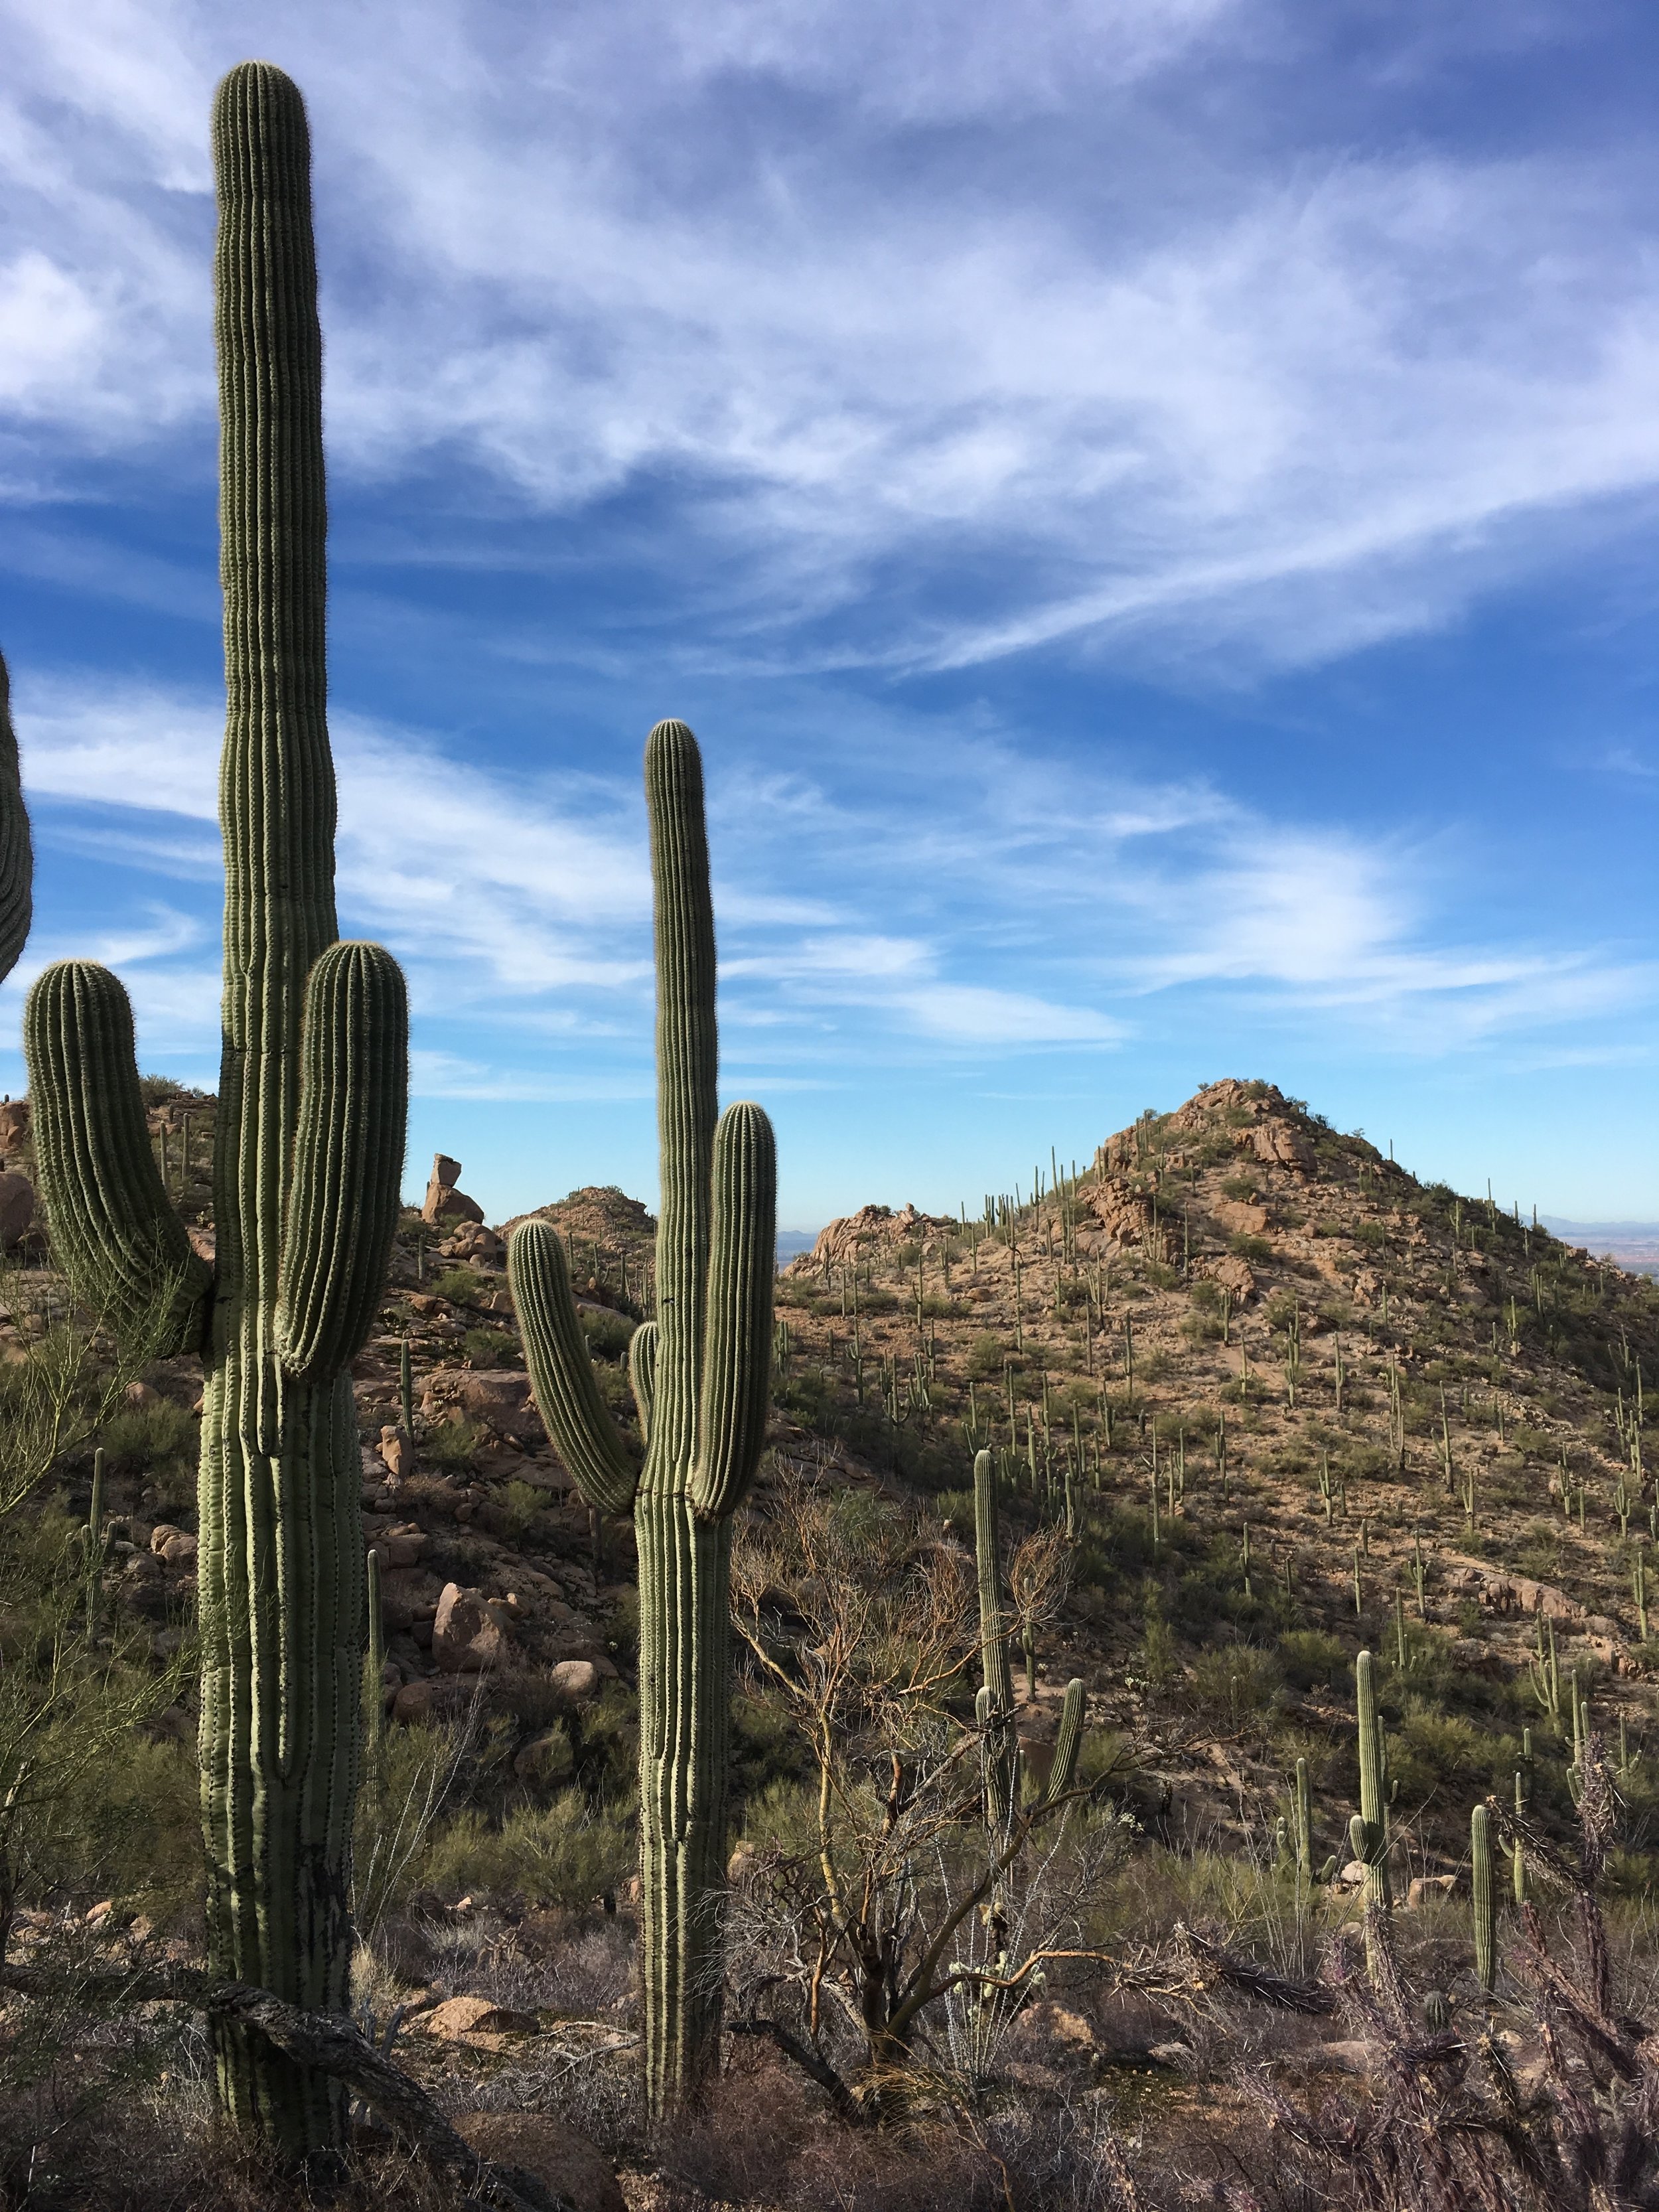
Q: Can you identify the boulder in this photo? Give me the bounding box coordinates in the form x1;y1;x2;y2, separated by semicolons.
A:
1085;1178;1155;1248
433;1582;508;1672
423;1153;486;1228
1406;1874;1459;1909
0;1171;33;1249
1249;1120;1315;1175
451;1369;536;1428
1200;1254;1256;1303
547;1659;601;1709
454;2116;626;2212
159;1531;198;1568
420;1994;538;2041
378;1427;411;1481
0;1096;30;1157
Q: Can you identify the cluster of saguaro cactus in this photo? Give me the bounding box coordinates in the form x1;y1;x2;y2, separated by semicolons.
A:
972;1448;1084;1822
23;64;408;2156
509;719;775;2117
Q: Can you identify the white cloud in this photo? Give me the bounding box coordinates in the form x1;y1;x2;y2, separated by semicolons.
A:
3;1;1658;673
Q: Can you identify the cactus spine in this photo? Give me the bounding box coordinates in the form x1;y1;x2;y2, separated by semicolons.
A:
24;64;407;2155
510;720;775;2116
1471;1800;1495;1995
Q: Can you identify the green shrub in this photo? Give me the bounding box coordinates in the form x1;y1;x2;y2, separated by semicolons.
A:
100;1397;196;1475
418;1792;633;1907
1219;1176;1259;1203
1279;1628;1346;1690
968;1333;1013;1380
580;1307;634;1361
433;1266;486;1307
463;1327;517;1368
1229;1234;1273;1264
424;1416;483;1471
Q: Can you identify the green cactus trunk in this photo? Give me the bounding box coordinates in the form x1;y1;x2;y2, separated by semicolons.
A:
24;64;407;2160
1471;1800;1495;1995
510;721;774;2116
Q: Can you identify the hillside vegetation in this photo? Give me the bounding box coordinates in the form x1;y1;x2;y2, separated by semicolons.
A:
5;1078;1659;2208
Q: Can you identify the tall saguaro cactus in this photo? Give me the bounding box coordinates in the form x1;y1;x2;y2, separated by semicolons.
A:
510;719;775;2114
0;654;33;984
972;1447;1084;1824
24;63;407;2156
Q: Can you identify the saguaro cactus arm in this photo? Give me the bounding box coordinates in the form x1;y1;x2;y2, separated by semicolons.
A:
0;654;33;981
1041;1678;1086;1807
275;941;409;1379
974;1447;1015;1716
629;1319;658;1442
691;1101;776;1519
25;962;212;1348
508;1218;639;1516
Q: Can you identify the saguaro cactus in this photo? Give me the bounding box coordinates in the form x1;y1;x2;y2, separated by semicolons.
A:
972;1449;1083;1823
1471;1799;1495;1995
509;719;774;2114
24;64;407;2156
0;654;32;983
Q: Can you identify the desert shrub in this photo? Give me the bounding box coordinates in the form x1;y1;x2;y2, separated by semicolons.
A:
1229;1234;1273;1264
1220;1175;1259;1203
100;1397;196;1479
137;1073;188;1103
432;1264;486;1306
580;1307;634;1361
1190;1643;1282;1724
418;1791;632;1907
496;1479;547;1542
1278;1628;1347;1690
968;1333;1013;1380
462;1325;517;1367
423;1416;483;1471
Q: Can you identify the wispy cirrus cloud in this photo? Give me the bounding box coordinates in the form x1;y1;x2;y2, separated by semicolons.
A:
5;0;1659;680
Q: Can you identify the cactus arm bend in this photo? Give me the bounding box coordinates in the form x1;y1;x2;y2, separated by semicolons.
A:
274;941;409;1379
691;1101;776;1520
24;962;212;1350
0;654;33;982
508;1217;638;1516
629;1319;658;1443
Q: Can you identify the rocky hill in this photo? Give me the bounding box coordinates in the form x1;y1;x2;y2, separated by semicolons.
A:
20;1077;1659;1893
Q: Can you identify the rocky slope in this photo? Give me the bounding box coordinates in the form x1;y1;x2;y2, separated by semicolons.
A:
21;1080;1659;1891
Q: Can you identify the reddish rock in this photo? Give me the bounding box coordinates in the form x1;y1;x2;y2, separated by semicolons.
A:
419;1994;538;2041
423;1152;485;1227
433;1582;508;1672
0;1171;33;1249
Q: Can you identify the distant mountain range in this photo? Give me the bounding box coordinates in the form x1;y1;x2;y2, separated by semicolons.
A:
1541;1217;1659;1277
776;1229;819;1267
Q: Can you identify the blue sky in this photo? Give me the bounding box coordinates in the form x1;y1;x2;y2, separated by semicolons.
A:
4;0;1659;1230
